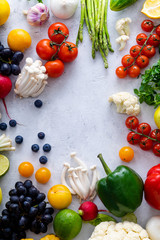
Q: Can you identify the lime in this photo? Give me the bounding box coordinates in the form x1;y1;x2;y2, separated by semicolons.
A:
53;209;82;240
0;155;9;177
154;106;160;129
0;188;2;204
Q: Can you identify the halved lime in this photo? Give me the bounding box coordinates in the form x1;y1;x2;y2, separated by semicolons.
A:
0;155;9;177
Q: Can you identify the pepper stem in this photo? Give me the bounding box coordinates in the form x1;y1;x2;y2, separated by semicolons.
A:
97;154;112;175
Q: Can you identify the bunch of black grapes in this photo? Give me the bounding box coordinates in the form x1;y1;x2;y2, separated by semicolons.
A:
0;42;24;76
0;180;54;240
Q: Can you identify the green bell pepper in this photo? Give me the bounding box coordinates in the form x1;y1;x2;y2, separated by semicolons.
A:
96;154;144;217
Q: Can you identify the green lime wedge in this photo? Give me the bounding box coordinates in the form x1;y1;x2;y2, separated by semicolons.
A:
0;155;9;177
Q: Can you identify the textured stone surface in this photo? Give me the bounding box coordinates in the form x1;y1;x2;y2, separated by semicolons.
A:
0;0;160;239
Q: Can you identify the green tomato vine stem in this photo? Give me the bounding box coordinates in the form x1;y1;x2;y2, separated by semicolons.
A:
129;128;160;144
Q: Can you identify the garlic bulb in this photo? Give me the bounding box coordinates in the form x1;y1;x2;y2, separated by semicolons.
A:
23;3;50;26
50;0;79;19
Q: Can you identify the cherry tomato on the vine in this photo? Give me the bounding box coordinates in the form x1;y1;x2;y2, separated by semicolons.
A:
142;45;156;58
58;42;78;63
141;20;154;32
147;34;160;47
156;26;160;36
128;65;140;78
137;123;151;135
136;55;149;68
139;137;153;151
136;33;147;45
116;66;127;78
130;45;141;58
125;116;139;129
48;22;69;44
45;60;64;78
36;39;58;60
121;54;134;68
150;129;160;141
153;144;160;157
127;132;141;145
119;146;134;162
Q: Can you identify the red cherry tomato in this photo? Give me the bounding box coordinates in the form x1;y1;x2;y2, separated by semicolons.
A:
142;45;156;58
36;39;58;60
121;54;134;68
141;20;154;32
147;34;160;47
150;129;160;141
153;144;160;157
125;116;139;129
156;25;160;36
58;42;78;63
130;45;141;58
139;137;153;151
136;33;147;45
115;66;127;78
127;132;141;145
48;22;69;44
137;123;151;135
128;65;141;78
45;60;64;78
136;55;149;68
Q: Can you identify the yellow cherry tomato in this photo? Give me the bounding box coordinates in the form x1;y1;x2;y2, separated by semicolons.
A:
35;167;51;184
119;146;134;162
48;184;72;210
0;0;10;26
18;162;34;177
7;29;32;52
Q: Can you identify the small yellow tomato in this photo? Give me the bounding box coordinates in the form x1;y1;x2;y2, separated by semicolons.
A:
119;146;134;162
48;184;72;210
0;0;10;26
7;29;32;52
40;234;60;240
35;167;51;184
18;162;34;177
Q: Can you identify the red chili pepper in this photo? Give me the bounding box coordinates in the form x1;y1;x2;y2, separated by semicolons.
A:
144;164;160;210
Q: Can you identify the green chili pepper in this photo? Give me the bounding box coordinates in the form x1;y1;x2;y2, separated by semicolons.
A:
96;154;144;217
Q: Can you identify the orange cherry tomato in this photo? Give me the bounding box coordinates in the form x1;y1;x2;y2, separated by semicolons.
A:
121;54;134;68
35;167;51;184
45;60;64;78
18;162;34;177
119;146;134;162
116;66;127;78
128;65;141;78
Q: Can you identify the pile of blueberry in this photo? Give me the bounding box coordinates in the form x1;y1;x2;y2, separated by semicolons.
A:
0;42;24;76
0;180;54;240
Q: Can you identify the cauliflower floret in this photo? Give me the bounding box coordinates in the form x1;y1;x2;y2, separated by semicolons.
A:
116;18;132;36
108;92;140;116
116;35;129;50
88;221;150;240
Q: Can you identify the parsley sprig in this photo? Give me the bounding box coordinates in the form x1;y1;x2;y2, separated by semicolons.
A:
134;59;160;108
28;0;43;3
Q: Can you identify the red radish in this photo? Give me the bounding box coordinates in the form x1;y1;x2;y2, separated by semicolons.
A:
78;201;98;221
0;74;12;118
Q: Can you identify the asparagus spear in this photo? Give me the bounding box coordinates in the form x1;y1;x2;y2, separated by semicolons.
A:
76;0;85;45
104;0;114;52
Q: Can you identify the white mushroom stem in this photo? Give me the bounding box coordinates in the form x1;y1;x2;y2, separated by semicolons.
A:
70;152;88;170
61;163;76;194
71;171;87;199
81;168;91;199
0;134;15;152
74;166;83;183
68;174;83;200
89;190;97;201
89;165;98;198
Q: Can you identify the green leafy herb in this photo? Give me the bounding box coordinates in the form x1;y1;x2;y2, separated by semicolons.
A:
28;0;43;3
134;59;160;108
86;214;116;226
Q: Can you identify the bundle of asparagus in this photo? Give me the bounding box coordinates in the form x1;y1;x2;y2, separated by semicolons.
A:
76;0;114;68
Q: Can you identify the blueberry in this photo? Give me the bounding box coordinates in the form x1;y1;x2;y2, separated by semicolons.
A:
43;144;51;152
38;132;45;139
9;119;17;127
39;156;48;164
31;144;39;152
11;64;21;75
0;122;7;131
15;135;23;144
34;99;43;108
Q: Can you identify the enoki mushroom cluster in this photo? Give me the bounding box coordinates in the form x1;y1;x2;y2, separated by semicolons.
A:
61;152;100;201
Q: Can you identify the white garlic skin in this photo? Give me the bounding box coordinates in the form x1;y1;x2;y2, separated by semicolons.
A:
50;0;79;19
26;3;50;26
